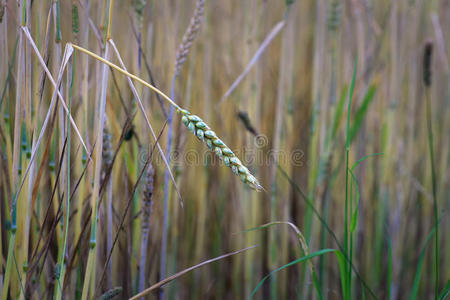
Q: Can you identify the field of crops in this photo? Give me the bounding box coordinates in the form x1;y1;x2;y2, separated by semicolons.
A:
0;0;448;299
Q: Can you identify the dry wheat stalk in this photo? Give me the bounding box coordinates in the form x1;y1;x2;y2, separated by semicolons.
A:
178;108;262;190
174;0;205;76
138;162;154;294
102;121;114;289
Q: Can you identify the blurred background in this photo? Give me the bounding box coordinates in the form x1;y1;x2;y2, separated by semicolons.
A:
0;0;448;299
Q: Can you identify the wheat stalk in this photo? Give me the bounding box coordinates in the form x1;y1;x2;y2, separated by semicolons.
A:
101;121;114;287
161;0;205;291
102;123;113;173
327;0;342;32
138;162;154;295
71;43;262;191
141;164;154;230
132;0;147;29
179;108;262;190
99;86;114;292
174;0;205;76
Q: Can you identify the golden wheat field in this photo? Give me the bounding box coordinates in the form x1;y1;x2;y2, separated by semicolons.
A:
0;0;449;299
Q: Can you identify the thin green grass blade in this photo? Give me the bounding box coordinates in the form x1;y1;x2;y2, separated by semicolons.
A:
277;164;378;300
345;56;357;149
241;222;323;300
349;153;383;233
348;85;376;144
249;249;335;300
351;153;384;170
348;153;383;233
335;250;348;299
387;237;392;300
410;217;443;300
345;55;358;300
438;280;450;300
311;272;322;300
349;170;360;233
331;85;348;140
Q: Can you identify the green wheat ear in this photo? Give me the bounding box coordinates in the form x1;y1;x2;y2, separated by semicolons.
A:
178;108;262;191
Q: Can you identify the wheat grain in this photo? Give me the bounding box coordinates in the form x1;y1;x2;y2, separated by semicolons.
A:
178;108;262;191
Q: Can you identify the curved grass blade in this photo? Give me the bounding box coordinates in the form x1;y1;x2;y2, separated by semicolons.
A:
249;249;336;300
242;222;322;299
351;153;384;170
349;153;383;233
277;164;378;299
438;280;450;300
130;245;257;300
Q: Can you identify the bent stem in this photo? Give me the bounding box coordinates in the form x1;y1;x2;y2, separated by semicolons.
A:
130;246;257;300
70;43;181;111
107;39;183;205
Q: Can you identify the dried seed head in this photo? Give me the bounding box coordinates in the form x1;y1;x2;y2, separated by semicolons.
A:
72;4;79;40
98;287;123;300
174;0;205;76
124;125;135;141
178;109;262;191
237;111;259;136
423;40;433;87
141;163;154;231
327;0;342;32
0;1;5;24
102;122;113;176
286;0;295;7
133;0;147;28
